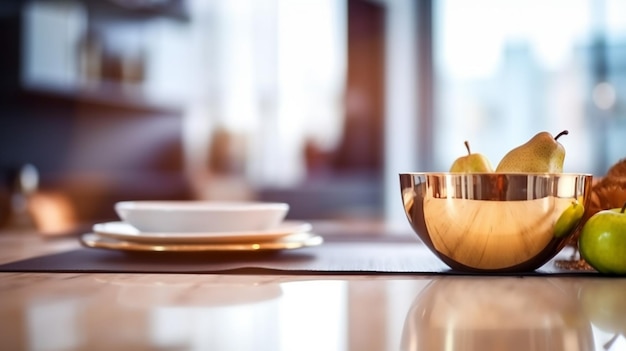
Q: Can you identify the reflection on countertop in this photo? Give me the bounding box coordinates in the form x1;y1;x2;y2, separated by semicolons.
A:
402;278;593;351
1;270;626;350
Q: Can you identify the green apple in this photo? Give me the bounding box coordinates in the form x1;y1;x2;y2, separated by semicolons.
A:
449;141;494;172
579;202;626;275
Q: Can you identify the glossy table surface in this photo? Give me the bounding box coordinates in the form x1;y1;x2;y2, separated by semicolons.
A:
1;225;625;351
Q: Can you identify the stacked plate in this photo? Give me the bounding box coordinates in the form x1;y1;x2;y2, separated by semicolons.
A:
80;201;322;253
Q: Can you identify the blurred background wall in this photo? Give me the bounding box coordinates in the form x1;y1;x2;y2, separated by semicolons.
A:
0;0;625;232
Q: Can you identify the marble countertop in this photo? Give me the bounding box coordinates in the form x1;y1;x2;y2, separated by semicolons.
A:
1;227;625;351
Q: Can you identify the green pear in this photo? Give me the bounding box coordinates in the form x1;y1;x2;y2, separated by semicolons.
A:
553;198;585;238
449;141;494;172
495;130;568;173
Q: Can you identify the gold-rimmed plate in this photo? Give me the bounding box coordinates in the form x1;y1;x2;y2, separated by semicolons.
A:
92;221;313;244
80;232;323;253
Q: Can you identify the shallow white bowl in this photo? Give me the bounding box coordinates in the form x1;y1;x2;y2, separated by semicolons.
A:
114;201;289;233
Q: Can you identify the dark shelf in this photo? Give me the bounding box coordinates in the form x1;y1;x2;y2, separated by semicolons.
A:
19;81;183;116
80;0;190;22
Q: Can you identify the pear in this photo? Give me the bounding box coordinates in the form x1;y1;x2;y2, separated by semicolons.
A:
553;198;585;238
449;141;494;172
495;130;568;173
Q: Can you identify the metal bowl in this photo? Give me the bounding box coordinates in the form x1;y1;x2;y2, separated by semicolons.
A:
399;172;593;272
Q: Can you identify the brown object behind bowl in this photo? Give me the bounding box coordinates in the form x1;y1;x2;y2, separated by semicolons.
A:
568;158;626;248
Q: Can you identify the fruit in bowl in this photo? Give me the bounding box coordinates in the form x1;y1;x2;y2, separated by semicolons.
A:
449;141;493;173
495;130;568;173
400;130;593;272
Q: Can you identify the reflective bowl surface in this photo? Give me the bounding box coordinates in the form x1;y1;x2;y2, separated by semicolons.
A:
399;172;593;272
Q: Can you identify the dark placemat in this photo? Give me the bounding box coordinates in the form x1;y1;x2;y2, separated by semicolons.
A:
0;236;596;276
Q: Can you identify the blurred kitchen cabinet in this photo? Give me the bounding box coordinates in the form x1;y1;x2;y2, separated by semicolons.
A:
0;1;192;226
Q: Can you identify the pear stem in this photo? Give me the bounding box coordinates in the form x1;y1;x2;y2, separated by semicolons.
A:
621;202;626;214
555;130;569;140
464;141;471;155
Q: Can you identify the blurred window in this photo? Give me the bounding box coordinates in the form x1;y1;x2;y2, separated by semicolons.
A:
433;0;626;175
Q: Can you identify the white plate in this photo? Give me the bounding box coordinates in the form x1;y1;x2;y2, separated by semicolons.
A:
115;201;289;233
81;232;323;252
93;221;313;244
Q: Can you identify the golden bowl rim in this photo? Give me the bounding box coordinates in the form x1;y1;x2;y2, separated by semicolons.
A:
399;172;593;177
